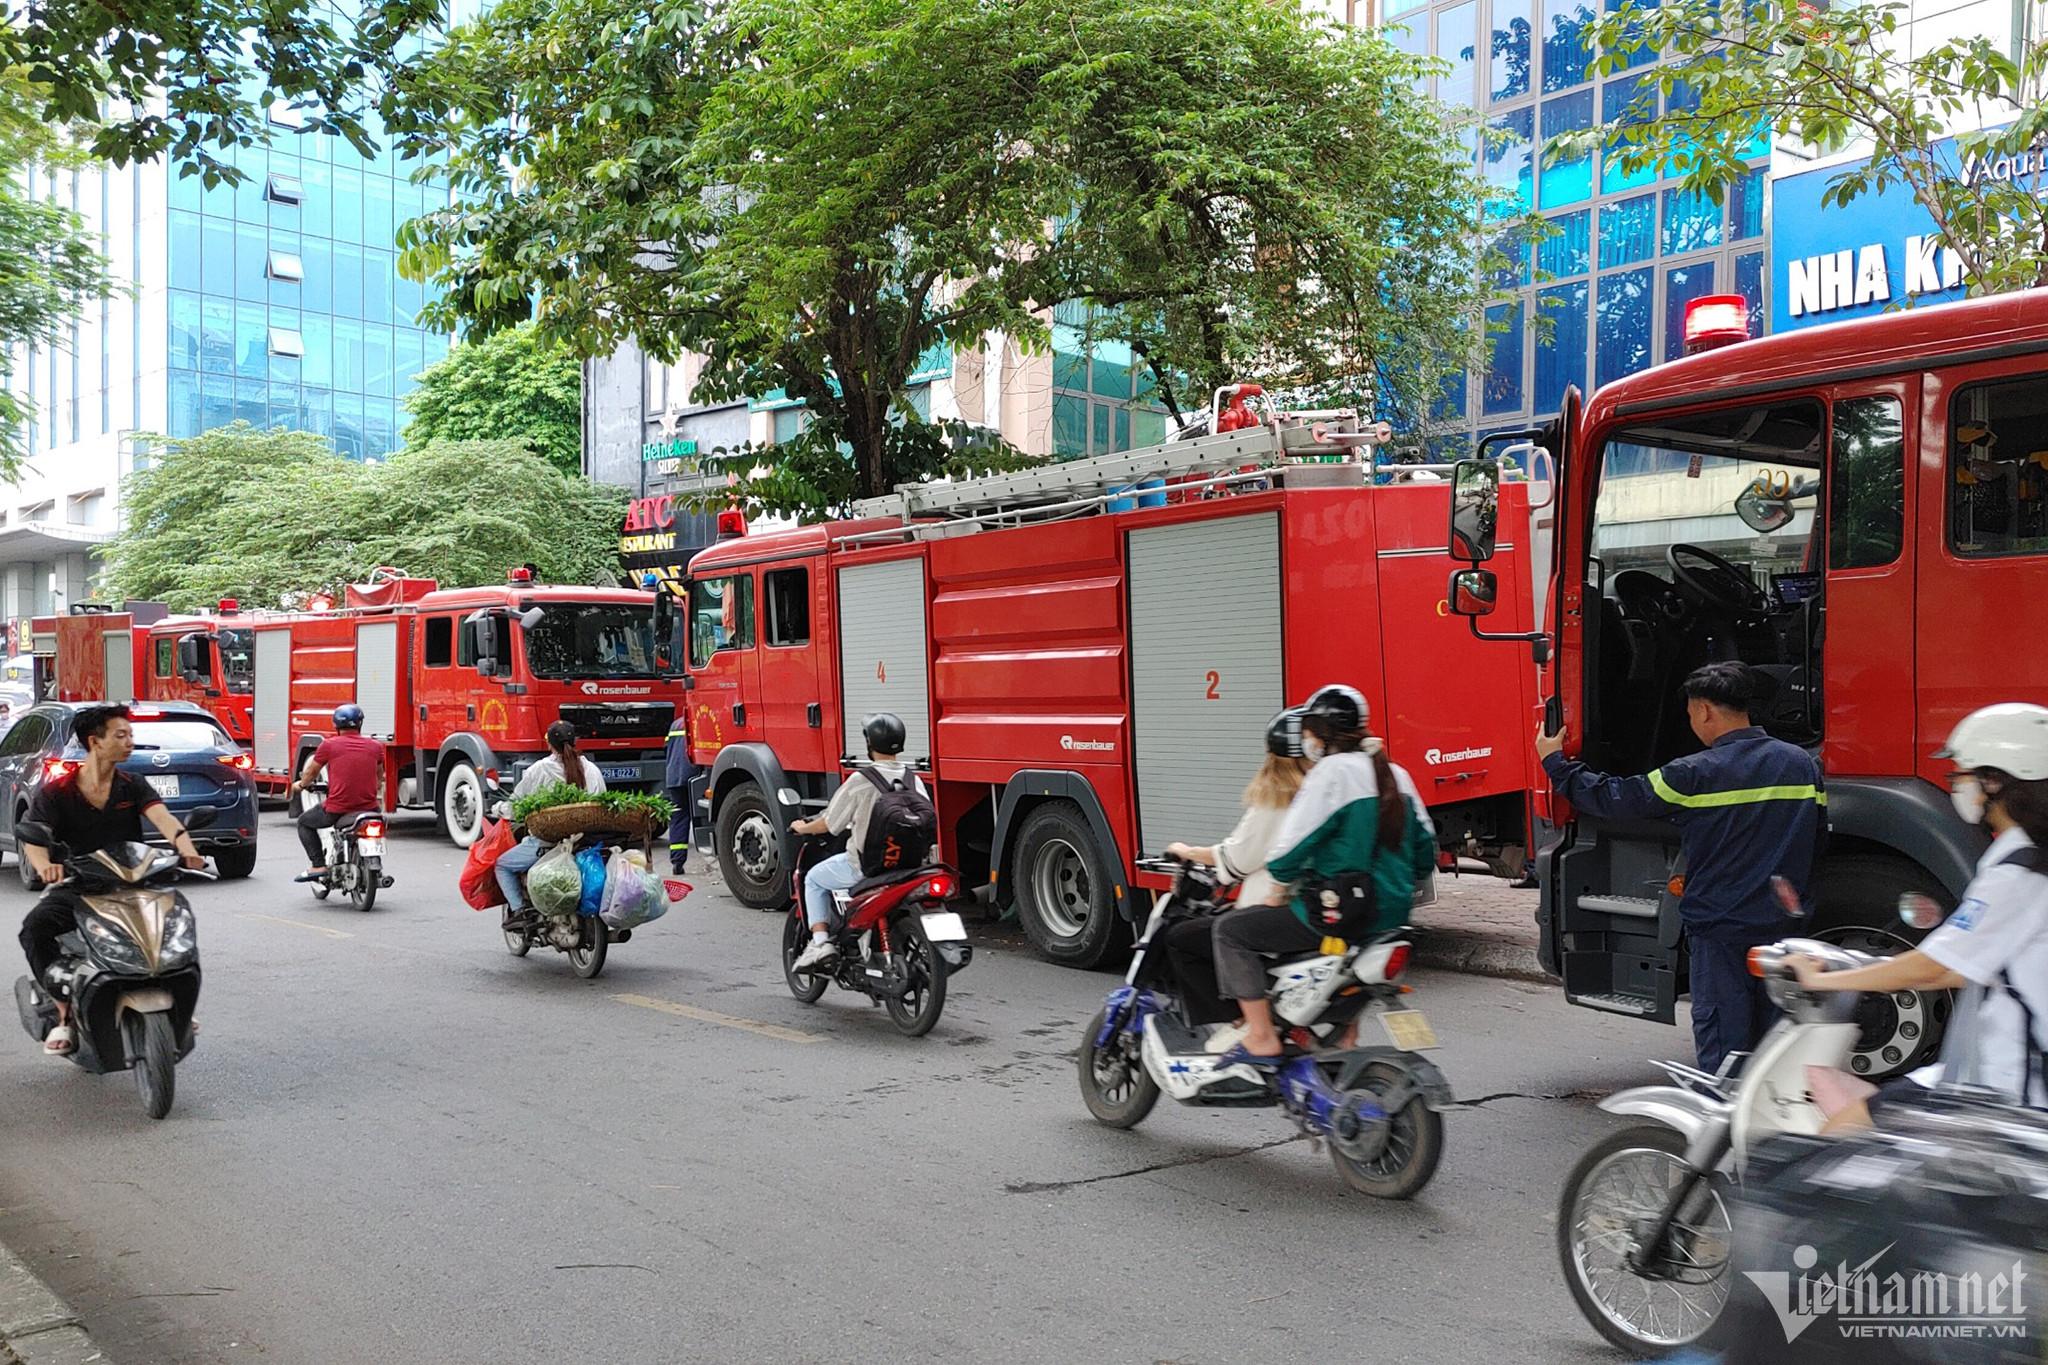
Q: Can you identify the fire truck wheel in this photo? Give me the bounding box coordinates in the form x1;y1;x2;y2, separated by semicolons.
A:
438;761;487;850
1809;852;1953;1080
1013;801;1121;968
215;847;257;880
715;782;789;909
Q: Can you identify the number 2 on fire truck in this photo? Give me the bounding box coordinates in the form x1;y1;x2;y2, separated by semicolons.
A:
1205;670;1221;700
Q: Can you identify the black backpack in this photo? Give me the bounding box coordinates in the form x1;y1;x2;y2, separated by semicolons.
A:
857;767;937;874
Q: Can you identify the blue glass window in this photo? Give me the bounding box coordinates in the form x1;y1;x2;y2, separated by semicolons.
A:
1485;107;1535;215
1386;16;1429;61
1663;261;1716;361
169;167;202;214
1599;194;1656;268
302;239;332;313
200;373;233;434
302;315;333;388
1734;250;1765;334
1536;281;1589;409
332;167;363;243
423;330;450;369
1661;186;1722;254
269;382;301;432
1492;0;1532;101
364;251;394;326
365;325;394;398
302;387;333;439
1484;302;1525;416
1540;209;1591;277
1435;368;1469;423
1440;3;1478;108
1606;0;1659;70
1729;165;1764;242
300;163;332;239
335;318;364;393
167;369;200;437
236;303;268;379
1601;75;1657;193
1493;231;1532;289
1596;268;1653;387
1541;0;1593;90
200;298;233;374
169;292;202;370
235;222;267;301
397;330;427;397
169;210;202;277
334;243;363;319
234;378;267;429
366;176;396;251
334;392;365;460
202;218;234;296
1385;0;1426;15
234;148;269;221
395;267;424;329
1539;89;1594;208
1052;393;1086;457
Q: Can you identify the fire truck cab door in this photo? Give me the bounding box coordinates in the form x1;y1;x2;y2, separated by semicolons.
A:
836;557;932;764
686;570;763;755
1127;512;1284;855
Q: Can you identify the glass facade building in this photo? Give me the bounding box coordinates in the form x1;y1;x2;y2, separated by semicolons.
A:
1379;0;1769;434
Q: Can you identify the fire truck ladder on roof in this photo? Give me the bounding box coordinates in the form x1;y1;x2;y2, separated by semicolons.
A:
849;416;1389;527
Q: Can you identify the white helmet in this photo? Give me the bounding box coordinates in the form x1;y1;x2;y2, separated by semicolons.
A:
1936;703;2048;782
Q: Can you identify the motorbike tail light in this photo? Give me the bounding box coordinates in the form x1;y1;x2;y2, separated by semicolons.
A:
359;819;386;839
1747;945;1770;978
217;752;255;771
1383;943;1411;979
41;758;78;782
923;871;958;901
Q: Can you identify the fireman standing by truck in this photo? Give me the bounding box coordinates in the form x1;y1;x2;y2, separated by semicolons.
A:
664;714;693;875
1536;661;1826;1073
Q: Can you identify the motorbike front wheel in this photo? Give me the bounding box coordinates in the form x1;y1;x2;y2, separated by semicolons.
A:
352;856;380;912
1077;1006;1159;1128
883;914;947;1037
781;909;828;1004
567;916;608;979
1328;1060;1443;1200
1558;1124;1733;1355
129;1012;178;1120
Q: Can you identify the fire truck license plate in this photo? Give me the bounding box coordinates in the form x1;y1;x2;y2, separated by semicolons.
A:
146;775;180;799
919;912;968;943
1379;1009;1439;1051
600;765;638;782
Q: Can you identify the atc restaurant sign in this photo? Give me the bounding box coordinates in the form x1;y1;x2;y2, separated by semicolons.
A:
619;494;680;557
1771;134;2047;332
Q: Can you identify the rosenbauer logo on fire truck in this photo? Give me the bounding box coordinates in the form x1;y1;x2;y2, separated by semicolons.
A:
1061;735;1116;753
1424;745;1494;765
579;682;655;697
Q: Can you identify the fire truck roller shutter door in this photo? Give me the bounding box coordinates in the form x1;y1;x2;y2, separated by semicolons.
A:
1127;512;1285;856
253;629;292;771
102;630;134;703
837;558;932;764
355;620;401;741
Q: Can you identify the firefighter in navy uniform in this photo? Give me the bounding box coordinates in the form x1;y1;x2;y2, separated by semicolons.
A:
1536;661;1827;1073
664;716;694;876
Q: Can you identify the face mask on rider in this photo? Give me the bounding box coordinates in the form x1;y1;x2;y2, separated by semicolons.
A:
1302;734;1327;764
1952;776;1989;826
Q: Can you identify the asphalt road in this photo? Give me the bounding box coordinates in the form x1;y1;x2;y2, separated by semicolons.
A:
0;809;1677;1364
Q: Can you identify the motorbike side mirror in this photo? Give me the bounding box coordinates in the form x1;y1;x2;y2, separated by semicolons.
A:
1898;893;1947;931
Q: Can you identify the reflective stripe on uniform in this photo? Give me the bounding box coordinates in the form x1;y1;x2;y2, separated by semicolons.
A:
669;842;688;850
1649;770;1829;809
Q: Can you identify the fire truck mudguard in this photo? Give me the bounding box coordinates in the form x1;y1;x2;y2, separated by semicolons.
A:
992;771;1135;967
704;742;802;910
1821;777;1986;906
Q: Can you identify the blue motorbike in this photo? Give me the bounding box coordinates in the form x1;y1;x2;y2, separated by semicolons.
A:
1077;858;1452;1200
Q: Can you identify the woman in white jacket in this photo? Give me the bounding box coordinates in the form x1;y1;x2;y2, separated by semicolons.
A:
1158;708;1311;1029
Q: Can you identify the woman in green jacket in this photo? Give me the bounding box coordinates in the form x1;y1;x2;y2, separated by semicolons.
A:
1215;684;1437;1064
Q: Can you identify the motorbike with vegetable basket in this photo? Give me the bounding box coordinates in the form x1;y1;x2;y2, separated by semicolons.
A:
490;783;685;980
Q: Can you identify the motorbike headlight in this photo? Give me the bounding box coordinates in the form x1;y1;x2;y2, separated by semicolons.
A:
161;906;197;967
83;915;146;970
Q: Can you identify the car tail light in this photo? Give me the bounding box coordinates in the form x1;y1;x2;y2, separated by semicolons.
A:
359;819;386;839
1383;942;1411;979
217;752;255;771
41;758;78;782
922;871;958;901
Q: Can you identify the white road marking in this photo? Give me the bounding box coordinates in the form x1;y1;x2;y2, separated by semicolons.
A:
610;992;822;1044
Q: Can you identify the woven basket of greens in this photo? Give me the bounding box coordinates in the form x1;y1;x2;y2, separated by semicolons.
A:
513;783;675;843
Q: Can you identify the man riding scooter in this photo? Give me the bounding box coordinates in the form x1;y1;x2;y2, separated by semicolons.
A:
289;704;385;883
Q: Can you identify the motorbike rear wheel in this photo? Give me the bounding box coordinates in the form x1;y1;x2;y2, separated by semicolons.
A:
1328;1060;1443;1200
129;1012;177;1120
781;909;828;1004
568;916;608;979
883;914;947;1037
1077;1006;1159;1128
1558;1123;1732;1354
351;857;379;913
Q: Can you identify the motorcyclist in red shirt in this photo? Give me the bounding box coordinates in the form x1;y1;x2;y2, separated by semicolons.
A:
288;704;385;882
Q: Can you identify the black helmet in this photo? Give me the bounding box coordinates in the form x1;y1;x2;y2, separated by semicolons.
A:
1302;684;1367;735
1265;706;1307;758
333;703;365;731
862;712;907;756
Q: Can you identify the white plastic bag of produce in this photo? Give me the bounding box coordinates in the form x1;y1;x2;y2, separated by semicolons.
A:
599;847;671;931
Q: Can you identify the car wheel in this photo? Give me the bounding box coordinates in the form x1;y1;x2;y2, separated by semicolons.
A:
214;846;257;880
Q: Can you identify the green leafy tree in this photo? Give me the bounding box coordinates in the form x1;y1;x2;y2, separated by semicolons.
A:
389;0;1508;516
103;424;627;609
1579;0;2048;293
0;0;436;186
1;67;116;476
403;324;583;476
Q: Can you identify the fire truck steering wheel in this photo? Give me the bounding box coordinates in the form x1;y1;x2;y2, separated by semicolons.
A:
1666;543;1768;617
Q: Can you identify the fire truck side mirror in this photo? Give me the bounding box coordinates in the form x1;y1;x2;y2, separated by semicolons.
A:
175;634;210;683
650;588;681;677
467;608;501;678
1449;460;1499;563
1447;568;1499;619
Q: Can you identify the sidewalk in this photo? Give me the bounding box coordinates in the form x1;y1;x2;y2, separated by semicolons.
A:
1411;873;1551;983
0;1243;103;1365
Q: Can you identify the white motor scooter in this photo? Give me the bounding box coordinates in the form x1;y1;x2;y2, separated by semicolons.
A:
1554;880;1938;1356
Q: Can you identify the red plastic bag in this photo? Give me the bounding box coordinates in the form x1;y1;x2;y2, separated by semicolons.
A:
460;818;517;910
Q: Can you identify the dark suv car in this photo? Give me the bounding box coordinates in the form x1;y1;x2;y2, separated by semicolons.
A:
0;701;259;882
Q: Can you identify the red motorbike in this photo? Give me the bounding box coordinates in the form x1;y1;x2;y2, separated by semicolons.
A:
781;835;973;1036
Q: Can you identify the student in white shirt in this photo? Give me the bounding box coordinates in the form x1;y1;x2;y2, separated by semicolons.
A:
1795;703;2048;1126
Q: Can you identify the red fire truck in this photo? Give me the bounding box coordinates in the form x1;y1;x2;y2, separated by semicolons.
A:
675;407;1546;967
251;569;683;846
34;603;256;743
1451;288;2048;1077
